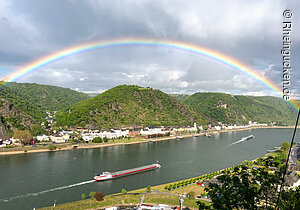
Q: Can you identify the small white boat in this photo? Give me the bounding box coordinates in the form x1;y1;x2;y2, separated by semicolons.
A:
241;135;255;141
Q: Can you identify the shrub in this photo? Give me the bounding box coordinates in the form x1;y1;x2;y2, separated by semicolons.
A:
89;191;96;198
201;192;207;197
121;189;127;194
187;191;196;199
256;158;263;165
281;142;290;152
24;150;27;153
48;144;56;151
103;137;108;142
81;193;86;200
94;192;104;202
92;137;103;143
146;185;151;192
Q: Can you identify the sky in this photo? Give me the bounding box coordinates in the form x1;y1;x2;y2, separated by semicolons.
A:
0;0;299;98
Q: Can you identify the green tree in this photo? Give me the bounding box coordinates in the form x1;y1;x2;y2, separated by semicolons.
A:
31;125;48;136
242;160;253;166
48;143;56;151
256;158;263;165
103;137;108;142
89;191;96;198
92;137;102;143
281;142;290;152
146;185;151;192
197;165;283;209
278;187;300;209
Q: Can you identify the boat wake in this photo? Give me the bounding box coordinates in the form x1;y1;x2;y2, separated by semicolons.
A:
231;135;255;145
0;180;95;203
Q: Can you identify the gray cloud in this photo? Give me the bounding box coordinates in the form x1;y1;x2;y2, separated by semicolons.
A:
0;0;299;98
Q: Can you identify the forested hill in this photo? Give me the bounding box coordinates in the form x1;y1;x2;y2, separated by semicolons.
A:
169;94;189;102
0;81;90;137
6;82;90;112
183;92;296;125
55;85;208;128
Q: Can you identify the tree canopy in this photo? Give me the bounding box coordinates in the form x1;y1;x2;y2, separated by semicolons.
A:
197;163;300;209
13;129;33;144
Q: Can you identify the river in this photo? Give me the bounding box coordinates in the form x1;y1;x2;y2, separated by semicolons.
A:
0;128;298;209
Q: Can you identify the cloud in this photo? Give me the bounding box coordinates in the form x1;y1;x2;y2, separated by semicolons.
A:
0;0;299;97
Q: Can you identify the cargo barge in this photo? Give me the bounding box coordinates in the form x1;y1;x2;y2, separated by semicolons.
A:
94;162;161;181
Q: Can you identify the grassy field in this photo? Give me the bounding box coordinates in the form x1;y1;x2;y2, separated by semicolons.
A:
39;193;202;210
39;173;212;210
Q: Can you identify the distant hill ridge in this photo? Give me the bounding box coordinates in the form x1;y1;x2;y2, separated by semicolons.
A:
183;92;296;125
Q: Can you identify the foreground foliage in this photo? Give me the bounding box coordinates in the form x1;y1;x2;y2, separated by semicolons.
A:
197;163;300;209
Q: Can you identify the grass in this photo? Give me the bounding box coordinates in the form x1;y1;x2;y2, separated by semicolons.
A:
39;194;200;210
171;184;205;195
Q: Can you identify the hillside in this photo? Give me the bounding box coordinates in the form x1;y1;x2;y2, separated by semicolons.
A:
0;81;90;137
56;85;208;128
0;83;43;137
170;94;189;102
7;82;90;112
184;92;297;125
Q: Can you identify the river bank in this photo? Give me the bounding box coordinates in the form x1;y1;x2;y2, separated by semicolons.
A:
0;126;293;156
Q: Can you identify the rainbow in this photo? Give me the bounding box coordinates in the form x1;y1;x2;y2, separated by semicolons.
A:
1;38;298;110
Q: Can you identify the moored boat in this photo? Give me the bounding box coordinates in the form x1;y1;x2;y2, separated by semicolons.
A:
94;162;161;181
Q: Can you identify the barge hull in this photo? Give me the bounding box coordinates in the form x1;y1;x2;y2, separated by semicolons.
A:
112;164;158;178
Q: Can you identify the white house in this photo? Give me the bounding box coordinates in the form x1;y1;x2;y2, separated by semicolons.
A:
82;134;96;142
214;126;221;131
62;134;70;141
112;129;129;138
140;127;166;136
51;134;65;143
226;125;234;130
45;118;54;124
37;134;49;141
